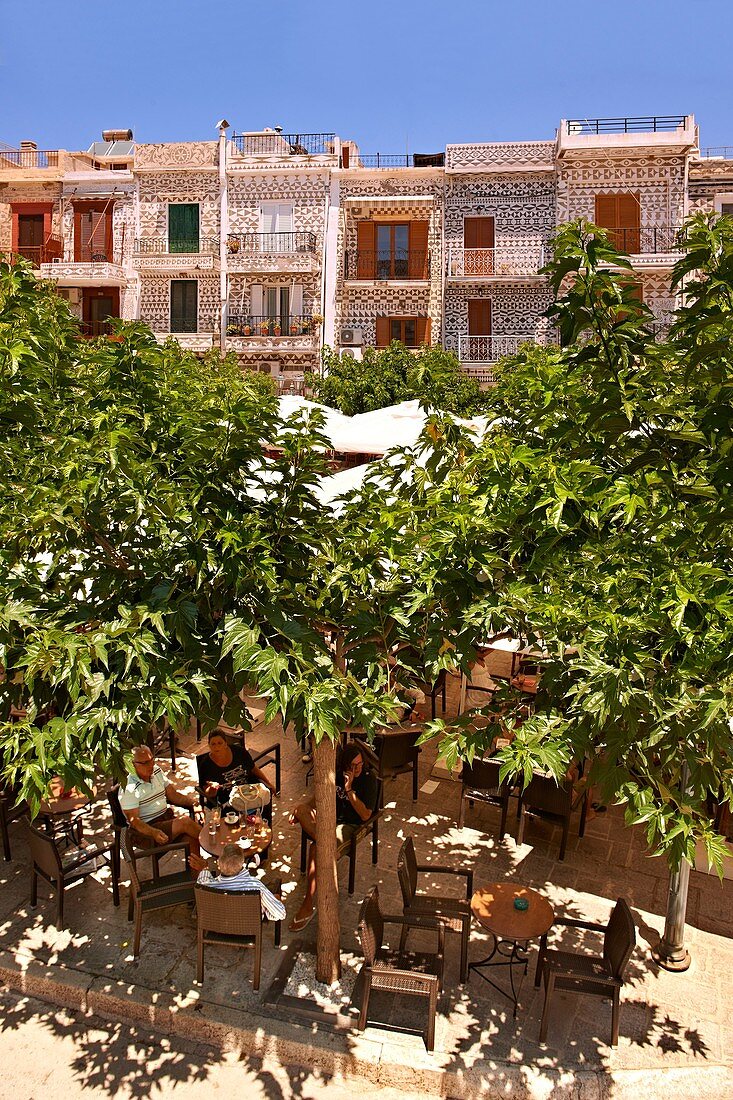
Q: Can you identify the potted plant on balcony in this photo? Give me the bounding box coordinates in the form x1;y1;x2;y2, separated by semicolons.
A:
226;323;239;336
289;320;299;335
273;320;282;337
243;321;253;336
227;238;240;255
260;319;270;336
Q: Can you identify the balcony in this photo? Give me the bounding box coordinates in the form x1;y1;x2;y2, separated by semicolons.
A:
132;237;219;271
225;314;316;352
0;145;63;173
447;241;546;281
78;320;122;339
344;250;430;282
600;225;682;265
226;231;318;274
11;237;63;269
231;132;336;158
459;334;540;366
557;116;697;158
344;153;445;168
40;246;127;286
154;326;215;352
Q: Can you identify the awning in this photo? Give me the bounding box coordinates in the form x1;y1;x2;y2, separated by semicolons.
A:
343;195;436;206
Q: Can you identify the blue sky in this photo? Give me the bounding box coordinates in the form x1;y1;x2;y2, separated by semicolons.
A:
2;0;732;152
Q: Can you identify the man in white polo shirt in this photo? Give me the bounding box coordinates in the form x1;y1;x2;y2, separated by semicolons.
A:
120;745;204;868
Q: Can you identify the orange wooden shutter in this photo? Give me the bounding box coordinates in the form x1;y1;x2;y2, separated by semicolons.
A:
617;193;640;252
375;316;390;346
594;195;617;230
409;220;429;278
357;221;375;279
468;299;491;335
464;217;494;249
415;317;431;345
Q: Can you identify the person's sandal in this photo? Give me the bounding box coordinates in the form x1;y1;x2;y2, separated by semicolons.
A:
289;908;316;932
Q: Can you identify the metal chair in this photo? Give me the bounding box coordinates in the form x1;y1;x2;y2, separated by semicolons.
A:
120;828;194;957
194;880;282;990
397;836;473;983
535;897;637;1045
356;885;444;1052
458;754;512;836
516;772;589;860
27;821;119;928
1;780;27;861
353;730;421;805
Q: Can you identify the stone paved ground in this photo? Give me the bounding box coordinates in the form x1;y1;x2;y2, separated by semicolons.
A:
1;673;732;1097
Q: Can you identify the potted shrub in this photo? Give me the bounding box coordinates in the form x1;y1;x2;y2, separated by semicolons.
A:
273;320;282;337
289;320;299;335
260;319;270;336
243;322;253;336
227;237;240;254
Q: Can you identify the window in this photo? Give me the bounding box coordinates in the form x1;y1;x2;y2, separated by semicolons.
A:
375;316;430;347
464;217;495;275
168;204;200;253
467;300;491;336
594;193;640;253
356;220;429;279
259;203;293;250
170;280;198;332
74;203;113;262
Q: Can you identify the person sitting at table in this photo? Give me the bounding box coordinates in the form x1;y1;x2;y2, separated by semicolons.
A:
287;742;379;932
120;745;205;870
196;729;276;817
197;843;285;921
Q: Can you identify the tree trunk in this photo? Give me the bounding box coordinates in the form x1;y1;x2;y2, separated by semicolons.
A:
314;734;341;983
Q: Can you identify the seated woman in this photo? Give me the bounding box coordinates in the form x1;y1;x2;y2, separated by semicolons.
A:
288;742;379;932
196;729;276;819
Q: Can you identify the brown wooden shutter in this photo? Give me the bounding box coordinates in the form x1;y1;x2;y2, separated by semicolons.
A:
617;193;640;252
415;317;431;345
594;195;617;230
464;217;494;249
375;316;390;346
408;220;429;279
468;299;491;336
357;221;375;279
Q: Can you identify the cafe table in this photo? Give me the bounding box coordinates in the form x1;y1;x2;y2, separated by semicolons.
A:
199;815;272;861
39;780;98;848
469;882;554;1016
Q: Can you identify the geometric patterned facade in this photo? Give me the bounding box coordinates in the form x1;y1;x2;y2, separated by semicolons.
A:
1;115;729;381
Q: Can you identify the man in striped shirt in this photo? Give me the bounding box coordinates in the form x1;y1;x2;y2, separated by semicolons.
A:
197;844;286;921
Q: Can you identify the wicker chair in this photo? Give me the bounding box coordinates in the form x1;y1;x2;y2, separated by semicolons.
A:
1;780;27;861
299;745;383;895
194;880;282;990
357;885;444;1052
120;828;194;957
534;897;636;1046
516;771;589;861
353;730;421;804
27;821;119;928
397;836;473;983
458;755;512;836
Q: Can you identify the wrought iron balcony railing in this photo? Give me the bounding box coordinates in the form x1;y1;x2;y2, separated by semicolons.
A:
448;242;546;277
232;132;336;156
78;319;119;338
601;226;682;254
459;335;539;363
565;116;688;135
134;238;219;255
227;231;317;255
0;148;61;168
226;314;314;337
701;146;733;158
344;249;430;281
170;317;200;333
11;238;63;267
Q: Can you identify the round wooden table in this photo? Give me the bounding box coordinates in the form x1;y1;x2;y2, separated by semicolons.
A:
470;883;554;1016
199;819;272;860
39;782;98;847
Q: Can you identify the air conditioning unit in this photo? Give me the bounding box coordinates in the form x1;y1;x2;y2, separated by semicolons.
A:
57;287;82;305
340;346;363;362
340;326;363;346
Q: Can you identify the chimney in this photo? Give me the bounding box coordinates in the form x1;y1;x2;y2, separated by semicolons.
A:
19;140;38;167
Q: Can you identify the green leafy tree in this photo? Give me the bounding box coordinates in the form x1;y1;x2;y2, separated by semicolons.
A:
308;341;490;417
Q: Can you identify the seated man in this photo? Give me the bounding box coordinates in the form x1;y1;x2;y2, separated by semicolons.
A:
120;745;204;868
197;843;285;921
288;743;378;932
196;729;276;816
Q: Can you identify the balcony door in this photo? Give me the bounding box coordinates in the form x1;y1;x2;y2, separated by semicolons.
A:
466;299;491;363
17;214;44;265
82;287;119;336
170;280;198;332
260;203;293;251
356;220;429;279
595;193;640;253
464;217;494;275
168;204;200;254
74;204;113;262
